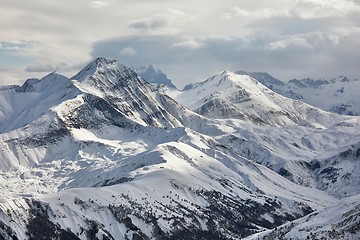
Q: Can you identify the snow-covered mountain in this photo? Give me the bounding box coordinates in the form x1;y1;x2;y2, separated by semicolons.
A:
169;71;355;128
0;59;359;239
168;70;360;193
236;71;360;116
132;65;177;90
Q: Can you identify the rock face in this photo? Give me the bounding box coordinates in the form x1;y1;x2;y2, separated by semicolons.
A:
0;58;359;240
132;65;177;89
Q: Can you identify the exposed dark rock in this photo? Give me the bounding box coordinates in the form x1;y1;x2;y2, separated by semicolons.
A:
26;199;79;240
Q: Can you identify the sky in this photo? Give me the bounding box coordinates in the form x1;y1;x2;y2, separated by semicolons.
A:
0;0;360;88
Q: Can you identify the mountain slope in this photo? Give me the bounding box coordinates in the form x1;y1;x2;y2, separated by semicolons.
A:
0;72;78;133
0;59;359;239
166;70;360;196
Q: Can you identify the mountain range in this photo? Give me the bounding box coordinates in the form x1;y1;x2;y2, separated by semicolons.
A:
238;71;360;116
0;58;359;240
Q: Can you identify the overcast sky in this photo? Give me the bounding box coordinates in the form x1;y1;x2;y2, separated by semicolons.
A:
1;0;359;88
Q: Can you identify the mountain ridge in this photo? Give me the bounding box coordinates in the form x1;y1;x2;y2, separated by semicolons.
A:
168;70;357;128
233;71;360;116
0;58;359;239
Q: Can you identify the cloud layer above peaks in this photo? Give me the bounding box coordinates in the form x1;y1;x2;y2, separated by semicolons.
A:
1;0;359;86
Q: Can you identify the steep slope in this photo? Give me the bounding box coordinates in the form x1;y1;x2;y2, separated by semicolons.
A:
0;58;349;239
311;140;360;197
235;71;284;90
70;58;183;129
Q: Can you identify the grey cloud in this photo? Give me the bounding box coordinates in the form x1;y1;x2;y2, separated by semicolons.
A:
129;18;167;30
2;0;359;87
25;62;85;73
91;35;248;86
0;40;38;51
90;32;360;87
293;0;360;19
91;35;247;65
246;16;349;35
128;9;185;35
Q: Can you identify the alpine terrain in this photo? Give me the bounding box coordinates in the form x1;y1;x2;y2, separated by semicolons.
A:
0;58;359;240
235;71;360;116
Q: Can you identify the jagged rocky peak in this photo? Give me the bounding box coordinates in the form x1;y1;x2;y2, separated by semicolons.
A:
71;58;116;81
70;58;142;88
132;64;177;89
66;58;185;129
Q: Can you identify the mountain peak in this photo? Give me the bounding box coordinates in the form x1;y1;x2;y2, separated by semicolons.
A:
86;57;117;70
69;58;147;92
146;64;157;73
132;64;177;89
16;72;69;93
200;70;256;88
92;57;117;68
71;58;119;82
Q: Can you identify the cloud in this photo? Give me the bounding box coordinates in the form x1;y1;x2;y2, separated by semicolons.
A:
266;36;314;50
24;62;85;73
90;1;111;9
128;9;185;35
1;0;360;87
294;0;360;19
91;32;360;87
234;7;290;18
223;1;360;24
119;46;136;56
171;40;205;49
0;40;38;52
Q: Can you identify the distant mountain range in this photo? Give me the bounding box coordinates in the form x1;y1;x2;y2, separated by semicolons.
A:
138;67;360;116
236;71;360;116
0;58;359;240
